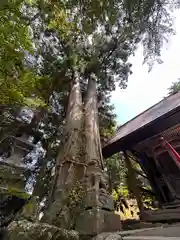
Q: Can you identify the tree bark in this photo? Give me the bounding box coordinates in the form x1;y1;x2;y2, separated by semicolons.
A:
55;74;84;189
84;73;104;169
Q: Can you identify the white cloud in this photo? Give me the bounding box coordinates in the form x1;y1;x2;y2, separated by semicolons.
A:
112;9;180;125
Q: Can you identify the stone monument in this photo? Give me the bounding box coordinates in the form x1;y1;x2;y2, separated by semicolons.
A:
75;161;121;235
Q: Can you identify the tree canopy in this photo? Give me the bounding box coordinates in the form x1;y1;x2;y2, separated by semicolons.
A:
1;0;179;106
168;78;180;95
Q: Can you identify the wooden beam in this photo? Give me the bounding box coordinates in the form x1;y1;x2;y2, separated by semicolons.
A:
139;186;155;196
134;168;148;179
129;155;140;164
123;151;144;219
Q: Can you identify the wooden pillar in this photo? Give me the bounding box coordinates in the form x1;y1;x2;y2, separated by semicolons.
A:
123;150;144;219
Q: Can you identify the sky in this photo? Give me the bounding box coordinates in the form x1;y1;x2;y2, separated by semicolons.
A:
111;9;180;125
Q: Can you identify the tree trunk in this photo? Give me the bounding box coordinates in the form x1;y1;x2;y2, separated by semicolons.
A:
55;74;84;189
84;73;104;169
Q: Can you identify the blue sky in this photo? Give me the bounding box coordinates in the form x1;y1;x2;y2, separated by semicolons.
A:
111;9;180;125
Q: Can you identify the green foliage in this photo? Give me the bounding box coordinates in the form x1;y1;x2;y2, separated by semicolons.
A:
168;78;180;95
66;182;86;211
30;0;180;100
0;0;179;105
7;187;30;200
105;153;128;193
99;95;117;145
0;1;48;106
118;185;130;199
112;185;129;200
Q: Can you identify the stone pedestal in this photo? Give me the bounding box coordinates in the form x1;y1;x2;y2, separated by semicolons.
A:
76;208;121;235
75;164;122;236
0;163;26;191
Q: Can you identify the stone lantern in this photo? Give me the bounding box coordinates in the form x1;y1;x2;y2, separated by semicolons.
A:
0;133;34;191
0;133;35;227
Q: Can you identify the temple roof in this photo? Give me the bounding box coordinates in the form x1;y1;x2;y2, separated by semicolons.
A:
102;91;180;158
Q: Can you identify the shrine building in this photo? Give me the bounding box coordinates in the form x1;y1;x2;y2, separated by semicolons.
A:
102;91;180;221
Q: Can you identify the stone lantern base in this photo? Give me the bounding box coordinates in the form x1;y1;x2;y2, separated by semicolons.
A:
75;188;121;236
0;163;27;191
75;208;121;236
